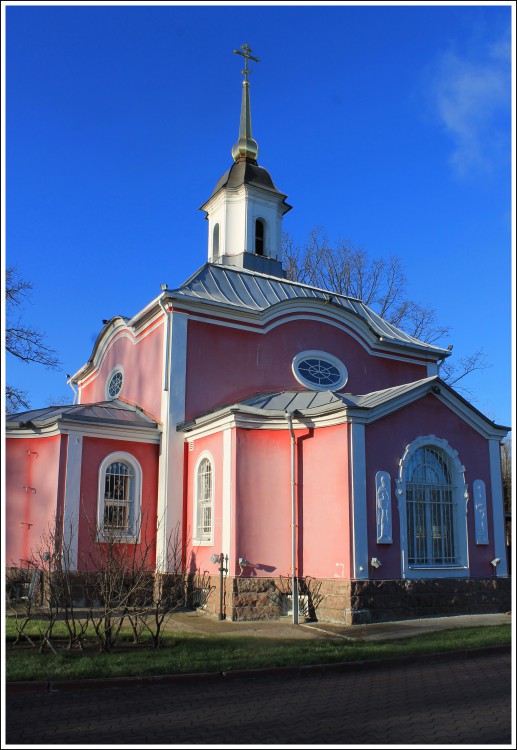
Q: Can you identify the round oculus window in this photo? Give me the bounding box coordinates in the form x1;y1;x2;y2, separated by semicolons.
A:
106;369;123;399
292;351;348;391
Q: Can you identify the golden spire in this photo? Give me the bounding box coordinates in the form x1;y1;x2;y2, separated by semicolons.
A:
231;44;259;163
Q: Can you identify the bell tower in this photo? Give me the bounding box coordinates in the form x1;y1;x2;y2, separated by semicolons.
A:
200;44;291;278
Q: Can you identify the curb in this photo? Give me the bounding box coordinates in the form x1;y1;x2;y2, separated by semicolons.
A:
6;644;511;694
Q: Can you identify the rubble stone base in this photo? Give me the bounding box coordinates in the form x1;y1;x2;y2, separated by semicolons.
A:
7;567;510;625
195;574;512;624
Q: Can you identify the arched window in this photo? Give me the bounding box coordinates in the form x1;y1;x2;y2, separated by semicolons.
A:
255;219;265;256
194;453;214;545
97;452;142;541
212;223;220;260
406;447;455;565
397;437;468;578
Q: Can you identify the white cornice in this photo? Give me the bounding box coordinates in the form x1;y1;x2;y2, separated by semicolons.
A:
6;425;62;439
72;310;165;384
7;420;162;444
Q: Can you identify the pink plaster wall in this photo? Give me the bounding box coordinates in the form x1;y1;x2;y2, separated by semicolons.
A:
235;429;291;578
295;423;351;579
364;395;497;578
5;435;64;568
184;431;225;577
185;318;428;421
80;323;164;420
235;424;351;580
77;437;159;570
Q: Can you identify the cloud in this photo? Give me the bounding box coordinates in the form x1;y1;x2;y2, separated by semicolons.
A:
430;36;510;177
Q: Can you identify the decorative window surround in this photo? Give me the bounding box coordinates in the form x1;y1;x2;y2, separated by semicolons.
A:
106;366;124;400
97;451;142;543
193;451;215;546
396;435;469;579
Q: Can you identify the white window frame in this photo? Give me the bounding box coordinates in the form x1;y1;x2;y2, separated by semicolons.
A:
193;451;215;546
292;350;348;391
97;451;142;543
105;365;124;401
396;436;469;579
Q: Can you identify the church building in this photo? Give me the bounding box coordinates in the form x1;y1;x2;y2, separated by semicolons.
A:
6;45;510;623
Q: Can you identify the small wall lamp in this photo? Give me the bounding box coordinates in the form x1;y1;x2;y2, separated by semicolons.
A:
490;558;501;568
370;557;382;569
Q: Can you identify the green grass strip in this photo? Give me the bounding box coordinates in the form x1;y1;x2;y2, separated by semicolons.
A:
5;624;510;683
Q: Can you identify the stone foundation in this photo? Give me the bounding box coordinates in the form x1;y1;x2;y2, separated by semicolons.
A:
193;574;512;624
342;577;512;625
7;567;511;625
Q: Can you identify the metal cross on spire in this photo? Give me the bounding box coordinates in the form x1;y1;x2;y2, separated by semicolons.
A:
234;43;259;83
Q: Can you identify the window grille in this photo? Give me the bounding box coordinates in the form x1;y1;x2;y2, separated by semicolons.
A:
107;370;123;399
406;447;457;565
292;351;348;391
297;357;341;387
197;458;213;542
104;461;134;533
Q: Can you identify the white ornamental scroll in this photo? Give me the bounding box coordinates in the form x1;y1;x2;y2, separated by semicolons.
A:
473;479;489;545
376;471;392;544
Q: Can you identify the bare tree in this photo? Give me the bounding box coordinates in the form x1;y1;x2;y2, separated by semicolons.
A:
283;228;489;390
135;522;190;648
5;266;60;412
80;519;155;653
27;538;61;654
6;566;40;648
79;510;190;652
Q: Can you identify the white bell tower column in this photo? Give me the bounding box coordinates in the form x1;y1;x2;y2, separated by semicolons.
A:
200;44;291;278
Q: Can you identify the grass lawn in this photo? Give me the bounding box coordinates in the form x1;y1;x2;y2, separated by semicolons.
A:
5;620;511;683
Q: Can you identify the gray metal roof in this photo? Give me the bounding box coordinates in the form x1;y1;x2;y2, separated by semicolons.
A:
178;377;439;431
205;161;287;203
240;377;438;415
172;264;449;356
6;400;160;430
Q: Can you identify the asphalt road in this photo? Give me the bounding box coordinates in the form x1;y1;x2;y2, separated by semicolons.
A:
5;651;512;745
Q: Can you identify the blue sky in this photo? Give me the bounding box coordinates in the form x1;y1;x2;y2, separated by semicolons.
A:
4;2;514;426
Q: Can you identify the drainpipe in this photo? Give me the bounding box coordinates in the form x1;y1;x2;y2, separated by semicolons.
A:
67;378;78;405
285;411;299;625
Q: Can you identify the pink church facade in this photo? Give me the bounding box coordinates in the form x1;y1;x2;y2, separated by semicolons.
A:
6;49;510;623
